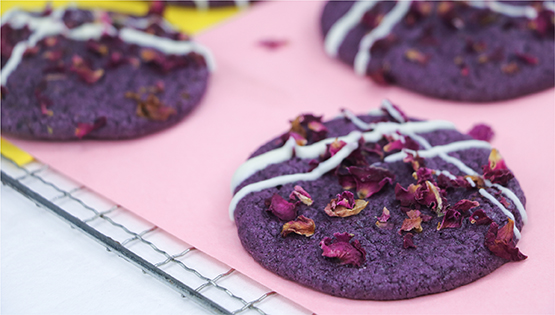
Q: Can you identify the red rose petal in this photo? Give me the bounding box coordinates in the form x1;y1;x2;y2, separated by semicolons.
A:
320;232;366;267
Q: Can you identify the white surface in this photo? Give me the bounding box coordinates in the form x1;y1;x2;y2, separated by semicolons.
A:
1;184;212;315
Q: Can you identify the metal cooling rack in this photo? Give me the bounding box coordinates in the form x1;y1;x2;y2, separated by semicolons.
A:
1;154;312;315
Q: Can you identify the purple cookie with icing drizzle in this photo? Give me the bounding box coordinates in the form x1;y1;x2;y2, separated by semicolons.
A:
230;100;527;300
0;6;213;140
321;1;554;102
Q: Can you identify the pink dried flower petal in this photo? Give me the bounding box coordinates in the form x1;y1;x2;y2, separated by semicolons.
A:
324;191;368;218
515;53;539;65
403;233;416;249
400;210;424;233
437;209;463;230
384;134;419;152
267;194;298;221
470;209;493;225
468;124;494;142
485;219;527;261
148;1;166;16
416;181;445;216
405;48;429;64
403;152;425;171
289;185;313;206
320;232;366;267
375;207;391;228
413;167;434;184
450;199;480;216
345;166;394;199
376;207;390;223
75;117;107;139
258;39;288;50
281;215;315;237
483;149;514;185
395;183;421;211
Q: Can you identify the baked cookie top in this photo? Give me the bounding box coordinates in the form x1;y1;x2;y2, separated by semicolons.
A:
231;100;527;300
321;1;554;102
1;5;214;140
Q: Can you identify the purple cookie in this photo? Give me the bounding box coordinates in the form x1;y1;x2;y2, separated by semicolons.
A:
321;1;555;102
230;100;527;300
1;6;214;140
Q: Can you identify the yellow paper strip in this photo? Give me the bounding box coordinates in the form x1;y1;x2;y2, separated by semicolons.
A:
1;138;34;166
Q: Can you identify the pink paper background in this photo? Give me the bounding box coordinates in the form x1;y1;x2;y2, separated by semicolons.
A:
5;2;554;314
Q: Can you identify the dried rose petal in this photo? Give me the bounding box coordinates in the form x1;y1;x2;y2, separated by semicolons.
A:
451;199;479;216
42;50;63;61
405;48;429;64
320;138;347;161
368;64;394;85
345;166;394;199
258;39;288;50
135;94;176;121
324;191;368;218
470;209;493;225
376;207;390;223
288;114;328;144
86;40;109;56
289;185;313;206
361;9;383;29
320;232;366;267
437;209;463;230
287;131;307;146
403;233;416;249
403;152;425;171
383;134;419;152
364;142;384;160
148;0;166;16
281;215;315;237
70;55;104;84
395;183;421;211
400;210;424;233
501;62;519;74
464;175;486;189
436;173;470;190
468;124;494;142
412;167;434;184
416;181;445;216
267;194;298;221
483;149;514;185
75;117;107;138
485;219;527;261
515;53;539;65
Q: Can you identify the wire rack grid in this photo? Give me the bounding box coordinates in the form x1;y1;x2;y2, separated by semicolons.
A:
1;154;313;315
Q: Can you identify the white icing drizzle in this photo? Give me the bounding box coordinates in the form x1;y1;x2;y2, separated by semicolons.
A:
469;1;538;19
230;137;297;193
341;108;374;130
384;140;491;167
479;189;520;239
324;0;379;57
119;28;215;70
230;120;455;193
492;183;527;224
229;132;362;220
353;0;412;76
381;99;405;123
1;7;215;86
